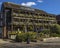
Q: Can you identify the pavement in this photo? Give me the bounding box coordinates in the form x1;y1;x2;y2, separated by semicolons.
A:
0;39;60;48
0;39;10;43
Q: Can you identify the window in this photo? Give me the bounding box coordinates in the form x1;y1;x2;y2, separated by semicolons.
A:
35;13;38;16
34;20;38;23
30;20;33;22
0;13;3;19
0;21;2;26
39;14;42;16
39;20;42;23
31;13;33;15
13;18;19;22
20;19;25;22
0;14;3;18
13;9;20;13
44;26;48;29
43;14;45;16
49;16;52;17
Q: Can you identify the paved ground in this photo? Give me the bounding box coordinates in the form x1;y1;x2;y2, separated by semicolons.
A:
0;42;60;48
0;39;60;48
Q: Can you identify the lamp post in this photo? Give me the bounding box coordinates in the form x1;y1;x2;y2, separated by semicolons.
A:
26;32;30;44
25;13;30;44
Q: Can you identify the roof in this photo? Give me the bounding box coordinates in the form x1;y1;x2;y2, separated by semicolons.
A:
1;2;56;16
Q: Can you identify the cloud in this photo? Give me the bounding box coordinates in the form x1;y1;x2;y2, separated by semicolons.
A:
37;0;43;3
21;2;36;7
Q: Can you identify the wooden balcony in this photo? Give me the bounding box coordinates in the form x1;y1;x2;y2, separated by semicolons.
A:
12;22;20;25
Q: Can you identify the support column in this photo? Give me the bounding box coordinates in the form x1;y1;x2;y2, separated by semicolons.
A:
24;25;27;32
11;25;13;32
2;26;7;38
2;9;7;38
11;9;13;33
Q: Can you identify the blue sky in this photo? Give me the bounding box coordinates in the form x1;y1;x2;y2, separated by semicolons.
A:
0;0;60;15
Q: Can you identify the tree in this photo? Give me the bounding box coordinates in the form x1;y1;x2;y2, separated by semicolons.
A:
50;24;60;34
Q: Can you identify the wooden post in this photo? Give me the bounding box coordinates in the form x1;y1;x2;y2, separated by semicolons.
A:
3;26;7;38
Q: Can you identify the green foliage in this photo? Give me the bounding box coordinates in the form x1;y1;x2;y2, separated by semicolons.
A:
15;32;37;42
42;29;50;34
13;24;60;42
39;32;50;38
28;32;37;42
50;33;60;37
39;33;44;37
9;31;17;35
38;29;50;38
50;24;60;34
50;24;60;37
27;26;33;31
15;32;24;42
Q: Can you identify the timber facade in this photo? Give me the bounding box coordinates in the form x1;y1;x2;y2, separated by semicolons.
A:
0;2;57;38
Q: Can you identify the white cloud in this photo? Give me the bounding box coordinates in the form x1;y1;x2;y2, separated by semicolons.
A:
21;2;36;7
37;0;43;3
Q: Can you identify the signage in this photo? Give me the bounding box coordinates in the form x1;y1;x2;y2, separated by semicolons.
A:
20;7;35;11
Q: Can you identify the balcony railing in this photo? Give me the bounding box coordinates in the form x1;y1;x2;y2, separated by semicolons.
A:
13;22;20;25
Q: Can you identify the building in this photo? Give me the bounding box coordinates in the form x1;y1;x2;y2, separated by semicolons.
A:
56;15;60;25
0;2;57;38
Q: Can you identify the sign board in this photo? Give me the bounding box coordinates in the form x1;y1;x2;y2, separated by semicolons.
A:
11;35;16;39
20;7;35;11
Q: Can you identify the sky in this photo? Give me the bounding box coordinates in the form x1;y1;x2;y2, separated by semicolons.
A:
0;0;60;15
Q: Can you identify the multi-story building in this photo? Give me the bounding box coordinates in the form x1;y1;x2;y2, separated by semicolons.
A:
0;2;57;38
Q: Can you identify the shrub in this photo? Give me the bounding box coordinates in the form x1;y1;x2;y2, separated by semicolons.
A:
50;24;60;34
38;32;48;38
50;33;60;37
15;33;24;42
42;29;50;34
28;32;37;42
15;32;37;42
